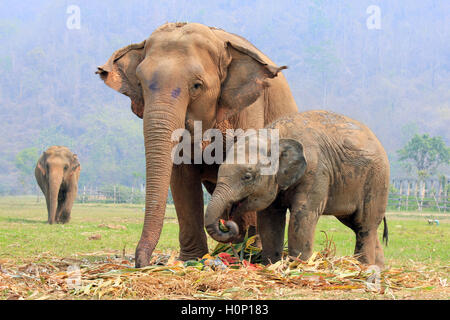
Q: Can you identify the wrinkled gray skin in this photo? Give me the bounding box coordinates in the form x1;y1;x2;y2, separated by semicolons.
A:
35;146;81;224
96;22;298;267
205;111;390;268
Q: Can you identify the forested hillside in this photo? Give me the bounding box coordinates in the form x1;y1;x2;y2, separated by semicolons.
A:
0;0;449;194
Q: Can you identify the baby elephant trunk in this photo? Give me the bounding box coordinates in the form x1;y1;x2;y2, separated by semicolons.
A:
204;187;239;243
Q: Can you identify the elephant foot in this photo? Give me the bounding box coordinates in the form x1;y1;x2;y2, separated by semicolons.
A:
56;217;70;224
135;242;154;268
57;211;71;224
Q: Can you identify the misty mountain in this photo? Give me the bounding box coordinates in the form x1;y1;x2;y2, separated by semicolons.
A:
0;0;449;193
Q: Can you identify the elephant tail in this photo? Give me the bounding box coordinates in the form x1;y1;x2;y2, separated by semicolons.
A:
382;216;388;246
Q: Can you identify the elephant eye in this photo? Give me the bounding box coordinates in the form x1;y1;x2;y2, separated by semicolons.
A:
192;82;202;90
64;165;69;170
190;80;204;99
242;172;253;181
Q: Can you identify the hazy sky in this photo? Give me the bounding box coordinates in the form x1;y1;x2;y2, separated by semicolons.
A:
0;0;448;190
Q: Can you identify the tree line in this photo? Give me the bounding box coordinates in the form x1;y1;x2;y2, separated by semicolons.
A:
1;0;449;193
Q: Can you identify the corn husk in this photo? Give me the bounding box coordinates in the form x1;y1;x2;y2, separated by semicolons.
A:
0;235;448;300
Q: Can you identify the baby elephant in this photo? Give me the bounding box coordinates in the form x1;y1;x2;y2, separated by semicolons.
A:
205;111;389;267
35;146;81;224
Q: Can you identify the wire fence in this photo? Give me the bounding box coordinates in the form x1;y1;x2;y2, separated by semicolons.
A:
388;177;449;212
76;185;145;204
75;177;449;212
76;185;211;205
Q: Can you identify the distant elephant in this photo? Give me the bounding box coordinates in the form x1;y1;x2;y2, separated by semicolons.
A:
205;111;389;268
96;22;298;267
35;146;81;224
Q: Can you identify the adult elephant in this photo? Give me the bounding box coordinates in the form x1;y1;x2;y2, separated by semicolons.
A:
96;22;298;267
35;146;81;224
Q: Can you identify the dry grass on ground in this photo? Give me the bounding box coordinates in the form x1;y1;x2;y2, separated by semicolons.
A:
0;197;448;300
1;247;448;300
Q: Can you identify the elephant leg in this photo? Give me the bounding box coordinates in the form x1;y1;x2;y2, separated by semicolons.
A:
38;182;51;222
354;228;377;265
55;189;65;223
44;193;51;222
288;187;327;261
337;210;383;267
57;186;77;224
257;205;287;264
374;236;385;268
356;170;388;268
363;198;386;268
288;207;321;261
357;203;385;268
171;164;208;261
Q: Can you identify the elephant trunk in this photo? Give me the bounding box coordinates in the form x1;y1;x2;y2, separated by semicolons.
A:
205;183;239;243
135;99;187;268
48;170;63;224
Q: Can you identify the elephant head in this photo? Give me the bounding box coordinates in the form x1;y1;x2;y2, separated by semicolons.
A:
96;23;287;267
205;138;307;243
36;146;80;224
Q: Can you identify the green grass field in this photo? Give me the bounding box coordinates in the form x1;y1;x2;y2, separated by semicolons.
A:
1;196;448;266
0;196;448;299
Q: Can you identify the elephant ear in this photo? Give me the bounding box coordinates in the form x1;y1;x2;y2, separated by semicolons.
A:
36;159;46;176
96;41;146;118
70;154;81;173
276;139;307;190
212;29;287;122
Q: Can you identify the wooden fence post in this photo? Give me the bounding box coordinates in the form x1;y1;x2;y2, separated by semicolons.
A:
397;180;403;211
405;179;410;211
445;178;448;213
388;176;448;212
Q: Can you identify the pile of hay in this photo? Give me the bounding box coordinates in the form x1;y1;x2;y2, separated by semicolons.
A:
0;235;448;299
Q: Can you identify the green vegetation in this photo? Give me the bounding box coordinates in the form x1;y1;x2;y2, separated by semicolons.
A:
14;147;41;194
1;1;449;194
397;134;450;179
0;197;448;267
0;197;176;260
